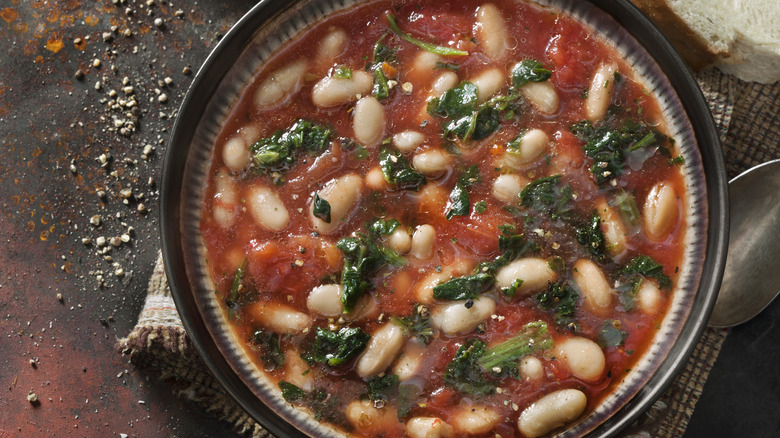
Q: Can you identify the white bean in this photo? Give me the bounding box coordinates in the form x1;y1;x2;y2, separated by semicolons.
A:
247;302;312;335
239;124;261;146
222;136;251;172
595;198;627;257
316;28;347;71
306;284;343;317
246;184;290;232
586;63;618;121
356;323;406;378
283;346;314;390
412;51;441;75
353;95;386;145
430;71;459;99
430;297;496;335
517;389;587;437
520;356;544;381
255;59;307;107
572;259;613;316
492;174;527;203
388;227;412;254
637;279;662;315
365;166;387;190
393;340;425;381
474;4;508;59
311;173;363;234
393;130;426;153
311;70;372;108
413;149;451;177
346;400;397;431
504;128;549;168
450;404;501;435
213;169;237;228
410;224;436;260
555;337;605;381
495;258;557;297
406;417;454;438
414;259;475;303
470;68;506;103
643;181;678;240
520;81;559;115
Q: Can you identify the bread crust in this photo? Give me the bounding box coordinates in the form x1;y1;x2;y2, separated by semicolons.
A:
630;0;725;70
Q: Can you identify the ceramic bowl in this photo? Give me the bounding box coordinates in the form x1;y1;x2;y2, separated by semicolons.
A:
161;0;728;436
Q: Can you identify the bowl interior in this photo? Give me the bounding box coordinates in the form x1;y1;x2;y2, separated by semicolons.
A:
161;0;728;436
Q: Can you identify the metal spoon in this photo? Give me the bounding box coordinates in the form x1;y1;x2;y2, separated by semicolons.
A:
708;159;780;328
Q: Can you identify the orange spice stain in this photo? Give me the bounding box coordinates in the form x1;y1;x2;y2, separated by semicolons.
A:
40;216;48;225
45;36;63;53
33;22;45;38
45;9;59;23
1;7;19;23
74;38;86;51
31;147;42;157
11;195;20;205
24;39;37;56
60;14;74;27
40;230;49;241
84;14;98;26
12;21;27;33
26;221;35;232
34;55;44;63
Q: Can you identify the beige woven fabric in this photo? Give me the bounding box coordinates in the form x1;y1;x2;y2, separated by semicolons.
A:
118;68;779;437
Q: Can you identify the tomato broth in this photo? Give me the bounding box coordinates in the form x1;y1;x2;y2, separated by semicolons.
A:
200;0;688;436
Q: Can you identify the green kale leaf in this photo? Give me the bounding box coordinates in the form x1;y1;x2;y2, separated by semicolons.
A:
511;60;552;88
443;339;494;396
537;281;580;329
337;233;406;313
366;217;402;236
390;304;434;344
379;146;426;191
302;326;370;367
251;119;332;174
249;329;285;370
519;175;574;220
575;212;607;261
477;321;553;378
312;193;331;223
432;273;494;301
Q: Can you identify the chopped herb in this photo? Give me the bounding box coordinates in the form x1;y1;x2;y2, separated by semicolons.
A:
251;119;332;173
519;175;574;220
228;259;247;303
333;66;352;79
537;281;579;328
502;278;524;298
378;146;426;191
611;189;641;229
367;217;402;236
435;61;460;71
511;59;552;88
249;329;285;370
570;119;671;185
397;383;422;419
386;13;468;56
446;165;481;220
618;255;671;289
477;231;538;275
474;200;487;214
575;212;607;261
390;304;434;344
337;233;405;313
477;321;553;377
598;320;627;347
443;339;494;396
302;326;370;367
279;381;306;402
312;193;332;223
433;273;494;300
547;256;565;273
278;382;346;424
364;374;399;402
669;155;685;165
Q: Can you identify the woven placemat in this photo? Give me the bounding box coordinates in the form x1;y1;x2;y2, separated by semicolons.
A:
118;67;779;437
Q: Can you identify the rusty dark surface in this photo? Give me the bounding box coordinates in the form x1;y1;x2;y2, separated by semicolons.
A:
1;0;779;437
0;0;247;436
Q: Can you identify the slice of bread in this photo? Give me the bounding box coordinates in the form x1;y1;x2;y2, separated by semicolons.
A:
631;0;780;83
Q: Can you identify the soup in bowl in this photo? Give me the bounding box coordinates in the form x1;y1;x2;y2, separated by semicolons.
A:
161;0;727;437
